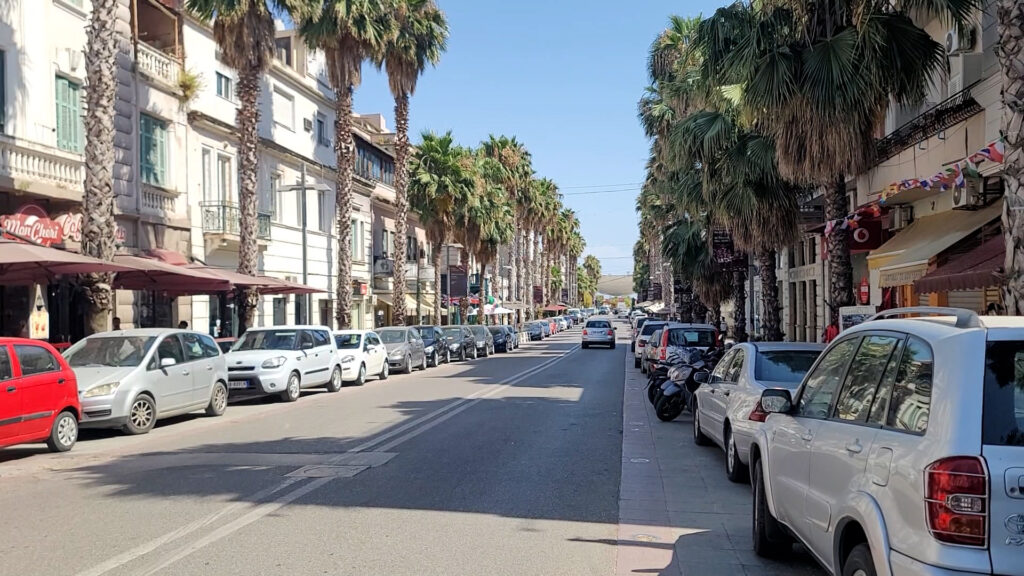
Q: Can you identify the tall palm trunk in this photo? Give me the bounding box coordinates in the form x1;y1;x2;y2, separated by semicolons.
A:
460;247;471;323
510;221;520;303
479;261;488;326
531;230;540;317
516;226;526;306
81;0;119;335
391;93;410;326
235;68;262;332
432;240;443;325
732;264;748;342
825;176;853;322
334;86;356;329
758;250;783;341
999;0;1024;312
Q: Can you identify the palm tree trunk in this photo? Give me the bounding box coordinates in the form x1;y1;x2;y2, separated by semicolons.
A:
334;86;355;329
999;0;1024;312
825;175;853;322
460;247;471;323
516;227;526;307
732;264;748;342
758;250;783;341
81;0;119;335
391;93;410;326
510;220;520;303
531;230;540;317
433;241;443;326
235;67;262;333
479;261;488;326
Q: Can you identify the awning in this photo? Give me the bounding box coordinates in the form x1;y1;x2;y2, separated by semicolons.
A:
375;293;418;310
868;201;1001;288
0;237;136;284
186;265;268;287
112;255;232;292
543;304;567;312
501;301;528;310
257;276;324;295
914;236;1004;293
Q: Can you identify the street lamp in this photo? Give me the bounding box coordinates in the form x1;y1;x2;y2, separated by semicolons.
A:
278;163;332;325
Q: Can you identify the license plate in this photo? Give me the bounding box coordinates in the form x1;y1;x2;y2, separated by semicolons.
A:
228;380;250;389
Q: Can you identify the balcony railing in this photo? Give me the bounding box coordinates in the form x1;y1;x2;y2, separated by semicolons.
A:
0;133;84;194
876;81;983;161
137;41;181;86
200;201;271;240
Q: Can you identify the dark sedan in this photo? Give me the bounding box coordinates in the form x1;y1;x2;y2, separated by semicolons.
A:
525;322;544;341
412;325;449;367
442;325;477;360
487;326;511;352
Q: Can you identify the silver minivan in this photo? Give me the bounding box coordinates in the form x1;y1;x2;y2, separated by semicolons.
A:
64;329;229;435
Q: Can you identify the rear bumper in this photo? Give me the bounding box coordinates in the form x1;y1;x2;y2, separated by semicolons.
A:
889;550;991;576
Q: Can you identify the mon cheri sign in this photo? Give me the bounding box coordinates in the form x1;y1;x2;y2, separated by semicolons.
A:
1;203;125;246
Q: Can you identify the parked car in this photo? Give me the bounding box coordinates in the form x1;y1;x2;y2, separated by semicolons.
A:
1;338;79;452
554;316;568;331
540;321;552;338
413;325;450;366
214;337;237;353
442;326;477;360
378;327;427;373
487;326;512;352
646;323;719;373
466;325;495;357
581;319;616;349
525;322;544;341
502;325;519;349
633;320;667;368
333;330;388;385
749;307;1024;576
66;329;229;434
225;325;341;402
691;342;823;482
641;328;664;373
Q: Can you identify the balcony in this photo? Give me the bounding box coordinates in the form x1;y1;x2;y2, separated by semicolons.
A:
136;41;181;87
0;133;84;201
200;201;271;243
876;81;983;162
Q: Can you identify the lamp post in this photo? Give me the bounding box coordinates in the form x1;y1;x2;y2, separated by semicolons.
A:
278;165;330;325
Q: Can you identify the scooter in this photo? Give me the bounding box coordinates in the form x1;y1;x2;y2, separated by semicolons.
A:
655;349;715;422
646;348;688;406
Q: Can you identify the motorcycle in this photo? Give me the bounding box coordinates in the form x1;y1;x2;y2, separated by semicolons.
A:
646;348;687;406
654;348;715;422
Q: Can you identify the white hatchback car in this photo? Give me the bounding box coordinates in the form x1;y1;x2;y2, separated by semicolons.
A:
225;325;341;402
333;330;389;385
749;307;1024;576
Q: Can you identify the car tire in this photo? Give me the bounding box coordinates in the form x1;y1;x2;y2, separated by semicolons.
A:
353;364;366;386
378;361;389;381
753;460;791;558
280;372;301;403
205;381;229;416
841;543;875;576
404;355;413;374
420;354;428;371
634;357;641;369
725;427;748;483
693;405;712;446
582;343;589;349
326;366;343;392
46;410;78;452
610;343;616;350
430;352;439;367
123;394;157;435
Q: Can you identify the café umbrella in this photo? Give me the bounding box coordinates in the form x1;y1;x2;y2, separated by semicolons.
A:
0;237;135;284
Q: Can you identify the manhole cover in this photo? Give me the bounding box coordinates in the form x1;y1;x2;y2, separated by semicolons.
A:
286;465;366;478
633;534;659;542
629;458;650;463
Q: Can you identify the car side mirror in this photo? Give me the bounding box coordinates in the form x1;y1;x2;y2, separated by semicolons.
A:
693;370;710;384
760;388;793;414
160;357;177;368
301;341;314;350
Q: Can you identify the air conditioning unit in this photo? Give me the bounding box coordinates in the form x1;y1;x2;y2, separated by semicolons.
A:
948;52;984;95
952;176;983;210
890;206;913;231
945;26;977;55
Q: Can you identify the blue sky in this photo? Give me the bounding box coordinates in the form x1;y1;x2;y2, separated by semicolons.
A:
348;0;725;276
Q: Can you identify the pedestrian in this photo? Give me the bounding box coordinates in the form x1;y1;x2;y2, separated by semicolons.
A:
16;320;28;338
178;320;189;330
986;302;1004;316
823;322;840;344
112;317;121;331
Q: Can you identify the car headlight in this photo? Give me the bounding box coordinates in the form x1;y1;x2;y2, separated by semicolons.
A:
341;355;356;364
449;343;459;350
83;381;120;398
424;345;434;354
262;356;287;369
389;349;404;358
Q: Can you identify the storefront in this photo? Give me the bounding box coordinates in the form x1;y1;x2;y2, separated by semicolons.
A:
913;234;1004;313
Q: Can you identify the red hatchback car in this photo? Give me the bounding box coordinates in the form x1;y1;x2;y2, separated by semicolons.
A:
0;338;80;452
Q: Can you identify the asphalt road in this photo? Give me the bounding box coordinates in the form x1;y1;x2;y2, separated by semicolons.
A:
0;326;625;576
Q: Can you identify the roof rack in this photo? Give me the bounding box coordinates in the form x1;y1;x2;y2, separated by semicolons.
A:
867;307;981;329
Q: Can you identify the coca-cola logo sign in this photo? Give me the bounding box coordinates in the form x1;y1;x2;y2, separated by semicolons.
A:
1;204;127;246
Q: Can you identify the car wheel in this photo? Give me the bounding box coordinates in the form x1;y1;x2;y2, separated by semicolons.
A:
379;361;389;380
582;343;589;349
693;406;711;446
354;363;366;386
280;372;301;402
205;381;228;416
404;355;413;374
841;543;876;576
610;342;616;350
326;366;343;392
123;394;157;435
753;460;791;558
634;357;641;369
725;427;748;483
430;352;439;367
420;354;428;371
46;410;78;452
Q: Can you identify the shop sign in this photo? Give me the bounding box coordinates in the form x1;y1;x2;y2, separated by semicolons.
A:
352;280;368;296
859;277;870;304
29;286;49;340
0;204;126;246
850;219;883;252
839;305;876;332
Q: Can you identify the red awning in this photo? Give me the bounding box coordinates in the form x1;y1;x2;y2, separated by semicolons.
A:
543;304;566;312
257;276;325;295
185;265;268;287
914;236;1004;294
112;255;232;293
146;248;190;266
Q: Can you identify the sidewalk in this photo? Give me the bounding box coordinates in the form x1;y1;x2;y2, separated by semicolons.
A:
614;352;824;576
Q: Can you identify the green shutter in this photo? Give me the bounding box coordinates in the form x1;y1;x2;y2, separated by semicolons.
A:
55;77;82;152
140;114;167;187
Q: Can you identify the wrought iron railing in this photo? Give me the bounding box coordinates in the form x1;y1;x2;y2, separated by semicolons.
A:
876;81;983;161
200;201;271;239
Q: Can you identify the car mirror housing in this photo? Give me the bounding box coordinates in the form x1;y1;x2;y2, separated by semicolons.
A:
159;357;177;368
760;388;793;414
692;370;710;384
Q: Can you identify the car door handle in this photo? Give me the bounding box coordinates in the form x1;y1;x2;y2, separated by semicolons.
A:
801;432;814;442
206;365;213;371
723;390;730;397
5;386;15;392
845;441;863;454
181;370;190;376
58;378;66;384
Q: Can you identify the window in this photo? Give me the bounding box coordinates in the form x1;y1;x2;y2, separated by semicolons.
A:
407;235;417;262
270;174;281;222
835;336;900;422
355;140;395;185
754;350;821;385
0;347;11;381
311;330;330;347
0;50;6;133
886;336;933;433
272;87;295;131
215;72;234;101
666;328;716;348
316;115;329;147
202;149;214;201
140;114;168;187
198;335;221;358
725;349;746;382
318;190;329;232
710;348;737;383
14;345;59;375
298;331;315;349
181;334;205;362
295;185;304;227
55;76;82;152
982;340;1024;446
351;219;366;262
217;154;233;202
273;298;287;325
275;37;292;67
797;338;859;418
157;336;185;364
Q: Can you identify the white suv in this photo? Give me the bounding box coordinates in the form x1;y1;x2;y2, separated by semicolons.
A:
225;325;342;402
749;307;1023;576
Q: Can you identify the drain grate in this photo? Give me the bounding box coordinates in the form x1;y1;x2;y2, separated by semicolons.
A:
286;465;367;478
633;534;659;542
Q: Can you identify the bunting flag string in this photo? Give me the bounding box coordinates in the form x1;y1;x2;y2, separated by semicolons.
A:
878;138;1004;205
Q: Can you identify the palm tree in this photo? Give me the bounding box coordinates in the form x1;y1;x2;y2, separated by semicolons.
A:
526;178;558;314
998;1;1024;310
408;131;471;325
187;0;318;332
81;0;121;334
379;0;448;326
303;0;397;329
480;136;532;307
459;150;512;324
693;0;975;322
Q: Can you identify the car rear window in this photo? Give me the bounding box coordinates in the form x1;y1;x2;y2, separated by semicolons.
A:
754;350;822;384
640;323;665;337
666;328;715;348
586;321;610;328
983;341;1024;446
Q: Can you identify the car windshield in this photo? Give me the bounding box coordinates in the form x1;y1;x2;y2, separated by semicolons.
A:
640;323;665;337
666;328;716;348
586;321;611;329
334;333;362;350
234;330;298;351
443;327;463;338
754;350;822;385
378;330;407;344
413;327;436;340
487;327;504;335
65;336;156;368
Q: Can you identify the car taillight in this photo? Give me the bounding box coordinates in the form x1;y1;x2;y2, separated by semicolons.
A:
637;340;645;347
748;401;768;422
659;348;666;360
925;456;988;547
582;329;588;336
607;330;613;336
